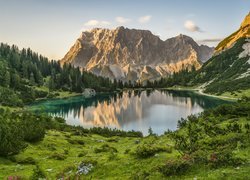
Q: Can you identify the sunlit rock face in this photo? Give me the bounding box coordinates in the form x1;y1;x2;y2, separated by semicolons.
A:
61;27;214;82
215;12;250;53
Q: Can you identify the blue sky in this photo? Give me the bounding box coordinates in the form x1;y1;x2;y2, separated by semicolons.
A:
0;0;249;59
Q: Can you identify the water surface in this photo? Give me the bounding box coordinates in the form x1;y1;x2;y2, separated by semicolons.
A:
31;90;229;135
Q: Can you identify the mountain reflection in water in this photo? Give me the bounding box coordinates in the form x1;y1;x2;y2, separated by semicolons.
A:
31;90;229;135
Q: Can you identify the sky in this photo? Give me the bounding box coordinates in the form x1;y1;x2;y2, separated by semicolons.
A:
0;0;249;60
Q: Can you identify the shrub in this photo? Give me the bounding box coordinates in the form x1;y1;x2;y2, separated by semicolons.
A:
49;153;66;160
190;150;208;164
31;165;46;180
158;159;191;176
208;150;243;168
108;152;118;161
67;138;85;145
43;143;57;151
0;87;23;107
21;113;45;142
107;137;119;142
15;157;36;165
54;117;66;124
64;149;69;155
135;142;172;158
94;144;118;153
56;165;75;179
78;151;87;157
0;114;26;156
124;149;130;154
34;89;48;99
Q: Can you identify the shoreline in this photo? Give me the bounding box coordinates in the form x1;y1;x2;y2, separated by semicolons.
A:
163;87;238;101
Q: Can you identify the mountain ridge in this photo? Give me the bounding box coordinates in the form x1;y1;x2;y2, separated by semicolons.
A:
215;12;250;53
195;12;250;94
61;27;214;82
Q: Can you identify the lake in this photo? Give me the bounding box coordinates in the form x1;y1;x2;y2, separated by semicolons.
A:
30;90;230;135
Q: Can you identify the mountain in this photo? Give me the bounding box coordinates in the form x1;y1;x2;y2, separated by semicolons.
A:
195;13;250;94
61;27;214;82
215;12;250;54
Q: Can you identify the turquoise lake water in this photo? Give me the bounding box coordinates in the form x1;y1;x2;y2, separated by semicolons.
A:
30;90;230;135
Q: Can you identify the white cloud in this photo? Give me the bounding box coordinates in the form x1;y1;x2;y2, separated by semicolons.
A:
184;20;203;32
84;19;111;26
198;38;222;43
138;15;152;24
115;16;131;24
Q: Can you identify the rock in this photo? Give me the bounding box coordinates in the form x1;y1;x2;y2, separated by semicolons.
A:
61;27;213;82
77;163;94;175
46;168;53;172
134;140;140;144
215;12;250;53
96;139;105;143
82;88;96;98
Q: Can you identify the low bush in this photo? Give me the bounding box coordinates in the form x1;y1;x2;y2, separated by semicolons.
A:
107;137;119;142
21;113;45;142
208;150;243;168
0;111;26;156
67;138;85;145
108;152;118;161
31;165;46;180
78;151;87;157
49;153;66;160
0;87;23;107
135;142;172;158
94;144;118;153
34;89;48;99
124;149;130;154
158;159;191;176
15;157;36;165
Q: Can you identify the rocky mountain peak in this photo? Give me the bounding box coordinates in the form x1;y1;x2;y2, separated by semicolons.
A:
215;12;250;53
241;12;250;28
61;27;213;82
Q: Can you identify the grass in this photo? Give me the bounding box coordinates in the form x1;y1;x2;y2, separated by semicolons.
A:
0;105;23;112
34;85;81;99
165;86;250;101
0;127;249;179
221;89;250;98
0;131;175;179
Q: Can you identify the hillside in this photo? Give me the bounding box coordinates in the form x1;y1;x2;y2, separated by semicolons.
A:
215;12;250;53
194;13;250;95
0;43;116;107
152;13;250;96
61;27;213;82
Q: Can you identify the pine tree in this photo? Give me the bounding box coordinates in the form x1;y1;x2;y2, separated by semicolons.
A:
48;77;55;92
29;72;35;85
3;71;10;87
10;73;20;89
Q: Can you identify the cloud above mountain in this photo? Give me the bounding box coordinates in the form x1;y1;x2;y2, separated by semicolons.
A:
115;17;131;24
84;20;111;26
198;38;222;43
184;20;202;32
138;15;152;24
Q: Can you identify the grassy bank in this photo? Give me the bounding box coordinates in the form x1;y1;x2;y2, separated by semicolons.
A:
164;86;240;101
1;130;249;179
